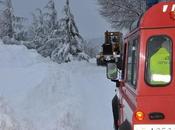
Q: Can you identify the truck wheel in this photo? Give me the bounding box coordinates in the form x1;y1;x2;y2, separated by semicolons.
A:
112;95;119;130
96;59;100;66
119;120;131;130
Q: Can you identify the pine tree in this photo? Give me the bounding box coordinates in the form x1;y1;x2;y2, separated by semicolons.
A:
13;16;27;41
28;8;47;49
0;0;14;38
44;0;58;32
51;0;89;63
36;0;60;57
27;0;89;63
0;0;26;41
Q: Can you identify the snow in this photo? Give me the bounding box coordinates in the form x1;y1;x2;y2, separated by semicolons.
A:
0;44;115;130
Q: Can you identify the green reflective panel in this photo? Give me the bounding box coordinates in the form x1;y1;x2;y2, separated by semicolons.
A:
150;48;170;85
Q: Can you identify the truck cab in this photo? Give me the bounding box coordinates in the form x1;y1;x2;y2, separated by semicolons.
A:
96;31;122;66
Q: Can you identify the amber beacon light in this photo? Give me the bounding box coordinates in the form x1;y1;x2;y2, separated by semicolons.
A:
135;111;145;121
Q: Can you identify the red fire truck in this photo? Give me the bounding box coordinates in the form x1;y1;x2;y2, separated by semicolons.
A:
106;1;175;130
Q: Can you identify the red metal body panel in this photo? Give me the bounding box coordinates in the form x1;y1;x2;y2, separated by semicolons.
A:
140;2;175;29
135;95;175;124
138;28;175;96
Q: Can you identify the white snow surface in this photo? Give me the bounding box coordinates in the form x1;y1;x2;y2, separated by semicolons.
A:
0;44;115;130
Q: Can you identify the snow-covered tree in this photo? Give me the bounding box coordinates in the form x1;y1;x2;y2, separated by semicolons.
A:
13;16;27;41
36;0;61;57
0;0;26;40
27;8;47;49
97;0;146;30
0;0;14;38
26;0;89;63
51;0;89;63
84;39;101;58
44;0;58;32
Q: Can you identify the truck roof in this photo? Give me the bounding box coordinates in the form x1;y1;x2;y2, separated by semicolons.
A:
125;1;175;39
141;1;175;29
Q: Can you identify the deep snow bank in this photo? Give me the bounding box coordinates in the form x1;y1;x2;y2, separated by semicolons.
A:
0;44;115;130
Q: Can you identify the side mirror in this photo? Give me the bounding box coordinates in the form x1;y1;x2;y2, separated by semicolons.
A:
106;62;117;80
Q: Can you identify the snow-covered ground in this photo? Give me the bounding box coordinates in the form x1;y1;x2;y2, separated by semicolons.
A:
0;43;116;130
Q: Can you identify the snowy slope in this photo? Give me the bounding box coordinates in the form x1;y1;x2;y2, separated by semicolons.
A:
0;44;115;130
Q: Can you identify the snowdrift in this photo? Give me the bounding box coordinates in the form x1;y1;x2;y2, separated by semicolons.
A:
0;43;114;130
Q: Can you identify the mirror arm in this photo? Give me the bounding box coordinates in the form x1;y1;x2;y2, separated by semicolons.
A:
116;80;120;88
111;79;117;82
110;80;120;88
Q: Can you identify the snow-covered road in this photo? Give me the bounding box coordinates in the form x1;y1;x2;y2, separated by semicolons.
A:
0;44;116;130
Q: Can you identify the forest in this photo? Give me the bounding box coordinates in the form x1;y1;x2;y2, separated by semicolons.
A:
0;0;89;64
0;0;170;64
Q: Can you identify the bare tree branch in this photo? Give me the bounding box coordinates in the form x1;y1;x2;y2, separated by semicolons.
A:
97;0;146;29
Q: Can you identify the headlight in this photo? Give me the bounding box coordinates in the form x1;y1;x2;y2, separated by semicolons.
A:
113;52;117;55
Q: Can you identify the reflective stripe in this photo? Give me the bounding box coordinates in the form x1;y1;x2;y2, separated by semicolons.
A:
151;74;170;82
163;5;168;12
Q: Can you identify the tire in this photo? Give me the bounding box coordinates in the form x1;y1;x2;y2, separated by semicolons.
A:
96;59;100;66
119;120;131;130
112;95;119;130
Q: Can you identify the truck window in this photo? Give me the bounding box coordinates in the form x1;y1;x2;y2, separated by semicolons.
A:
146;36;172;86
103;44;113;55
127;39;139;88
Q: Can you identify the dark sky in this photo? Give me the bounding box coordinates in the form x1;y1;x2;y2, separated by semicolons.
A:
12;0;111;39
